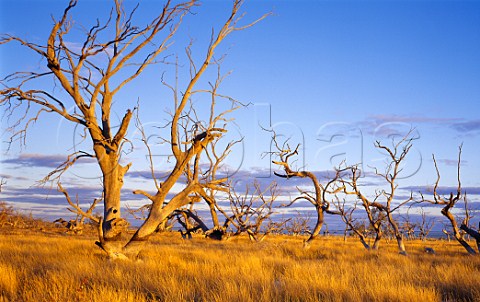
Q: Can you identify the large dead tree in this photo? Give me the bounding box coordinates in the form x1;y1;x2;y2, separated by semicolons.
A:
420;146;479;255
1;0;198;243
341;134;416;255
130;53;245;242
1;0;267;259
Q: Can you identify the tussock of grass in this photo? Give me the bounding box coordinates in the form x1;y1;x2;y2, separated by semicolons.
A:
0;232;479;301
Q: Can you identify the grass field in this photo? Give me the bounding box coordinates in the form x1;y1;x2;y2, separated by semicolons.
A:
1;229;479;302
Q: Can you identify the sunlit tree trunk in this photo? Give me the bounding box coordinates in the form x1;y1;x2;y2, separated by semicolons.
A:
304;208;324;248
387;213;407;255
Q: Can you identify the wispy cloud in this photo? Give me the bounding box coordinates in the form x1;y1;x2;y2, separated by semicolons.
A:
1;153;94;169
2;154;67;168
435;158;468;167
3;185;102;205
450;120;480;134
367;114;461;125
402;185;480;196
356;115;479;137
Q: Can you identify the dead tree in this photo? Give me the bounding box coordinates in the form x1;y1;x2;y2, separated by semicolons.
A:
129;58;244;245
269;133;343;248
285;211;312;236
0;178;5;193
442;228;452;242
190;117;243;240
0;202;15;227
1;0;268;259
460;197;480;252
342;134;416;255
417;208;435;241
1;0;194;248
56;183;101;234
420;145;479;255
175;209;198;239
340;165;385;250
174;208;210;238
53;218;83;234
332;196;372;249
119;2;268;258
400;211;417;240
215;181;283;242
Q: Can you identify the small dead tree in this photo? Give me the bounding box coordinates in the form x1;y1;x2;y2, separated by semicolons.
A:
216;181;282;242
0;178;6;193
400;211;417;240
0;202;15;228
417;208;435;241
284;211;312;236
420;146;479;255
342;133;416;255
332;196;373;249
340;165;385;250
442;227;452;242
174;206;206;239
56;183;101;234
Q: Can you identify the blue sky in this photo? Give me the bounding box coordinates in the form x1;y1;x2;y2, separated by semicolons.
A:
1;0;479;231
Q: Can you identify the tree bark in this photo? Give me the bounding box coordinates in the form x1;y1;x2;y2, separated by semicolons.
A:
454;233;477;255
102;165;130;237
304;208;324;247
358;237;370;250
442;206;477;255
208;201;220;229
460;224;479;254
372;231;382;250
89;148;131;256
387;213;407;255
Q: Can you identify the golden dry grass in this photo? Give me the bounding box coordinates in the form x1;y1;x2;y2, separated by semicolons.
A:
0;231;479;302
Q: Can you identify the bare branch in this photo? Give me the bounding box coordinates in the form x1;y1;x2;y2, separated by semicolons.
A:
58;182;100;224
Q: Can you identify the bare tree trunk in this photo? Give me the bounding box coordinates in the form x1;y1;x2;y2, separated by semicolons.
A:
304;209;324;248
387;213;407;255
395;235;407;255
93;145;131;241
342;221;371;250
442;207;477;255
208;201;220;229
460;223;480;253
372;231;382;250
454;232;477;255
91;152;131;257
102;165;130;238
358;234;371;250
